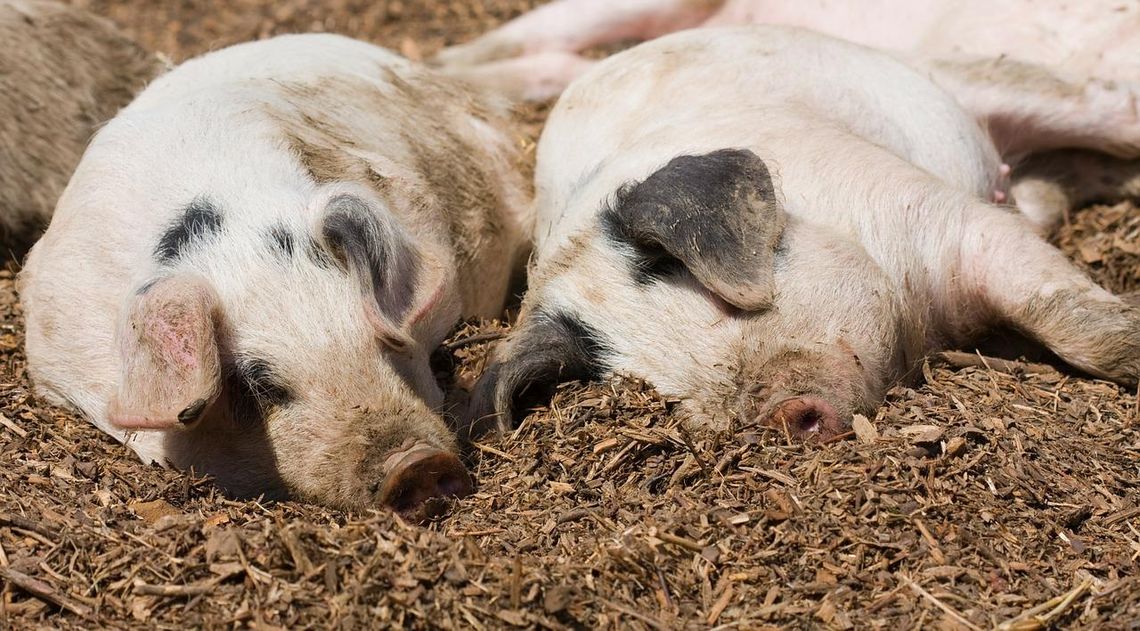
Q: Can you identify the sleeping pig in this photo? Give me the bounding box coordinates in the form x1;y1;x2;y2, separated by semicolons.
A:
1;0;162;258
468;26;1140;440
19;33;532;516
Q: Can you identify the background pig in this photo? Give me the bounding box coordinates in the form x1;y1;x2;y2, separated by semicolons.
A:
434;0;1140;103
19;33;532;516
436;0;1140;225
0;0;162;259
468;26;1140;441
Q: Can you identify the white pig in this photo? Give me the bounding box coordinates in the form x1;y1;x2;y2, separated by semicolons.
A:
467;26;1140;439
19;34;532;516
0;0;162;257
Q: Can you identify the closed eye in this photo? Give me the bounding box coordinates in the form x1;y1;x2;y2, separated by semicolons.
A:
240;358;293;407
630;245;686;286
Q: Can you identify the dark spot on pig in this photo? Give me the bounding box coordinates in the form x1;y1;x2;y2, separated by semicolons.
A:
154;197;223;263
599;148;786;310
267;225;295;257
321;195;420;322
177;398;208;425
466;310;611;435
238;357;294;409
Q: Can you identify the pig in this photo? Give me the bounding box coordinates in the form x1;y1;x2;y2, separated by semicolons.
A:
434;0;1140;103
0;0;162;258
466;26;1140;441
19;33;533;517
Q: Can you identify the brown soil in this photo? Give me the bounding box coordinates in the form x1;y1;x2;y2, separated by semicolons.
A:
2;2;1138;628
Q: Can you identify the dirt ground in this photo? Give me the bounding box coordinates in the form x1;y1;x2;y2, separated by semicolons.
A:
2;1;1139;629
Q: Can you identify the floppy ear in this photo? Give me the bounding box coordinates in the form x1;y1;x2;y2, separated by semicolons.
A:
321;194;422;350
465;310;610;437
107;275;222;430
602;148;786;310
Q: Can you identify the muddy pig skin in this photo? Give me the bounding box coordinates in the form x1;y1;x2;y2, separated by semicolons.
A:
468;27;1140;440
0;0;162;258
19;34;532;516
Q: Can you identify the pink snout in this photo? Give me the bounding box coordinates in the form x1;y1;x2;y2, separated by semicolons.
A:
764;396;848;441
379;446;473;520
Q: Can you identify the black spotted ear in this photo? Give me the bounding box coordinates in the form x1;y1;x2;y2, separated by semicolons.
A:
321;194;421;346
465;310;611;437
601;148;786;311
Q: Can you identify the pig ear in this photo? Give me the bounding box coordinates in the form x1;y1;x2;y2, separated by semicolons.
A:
107;275;222;430
601;148;786;311
321;194;421;347
465;310;610;436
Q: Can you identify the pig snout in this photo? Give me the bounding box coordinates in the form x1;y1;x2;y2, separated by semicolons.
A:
379;445;473;520
726;348;870;443
763;396;849;441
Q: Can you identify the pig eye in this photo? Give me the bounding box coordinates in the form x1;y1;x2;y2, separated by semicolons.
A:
231;355;291;410
630;245;686;286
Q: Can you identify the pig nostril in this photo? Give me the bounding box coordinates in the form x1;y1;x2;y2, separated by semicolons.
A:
766;396;842;440
436;473;469;499
388;486;418;514
378;448;474;518
795;411;822;434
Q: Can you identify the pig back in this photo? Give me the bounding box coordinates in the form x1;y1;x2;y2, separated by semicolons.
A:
534;25;999;254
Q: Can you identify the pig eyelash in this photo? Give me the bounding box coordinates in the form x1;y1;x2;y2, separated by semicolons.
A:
231;358;294;413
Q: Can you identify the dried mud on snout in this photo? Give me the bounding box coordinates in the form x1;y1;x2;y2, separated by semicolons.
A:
2;1;1139;628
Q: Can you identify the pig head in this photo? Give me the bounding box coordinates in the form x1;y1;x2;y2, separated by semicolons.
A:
470;148;911;441
20;34;532;516
468;27;1140;442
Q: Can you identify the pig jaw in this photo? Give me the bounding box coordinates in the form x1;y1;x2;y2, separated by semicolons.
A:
299;406;468;516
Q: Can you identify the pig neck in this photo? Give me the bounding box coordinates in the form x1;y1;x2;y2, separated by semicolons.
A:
445;184;531;321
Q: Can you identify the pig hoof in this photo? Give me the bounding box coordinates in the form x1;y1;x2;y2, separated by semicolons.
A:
764;396;847;441
379;447;473;520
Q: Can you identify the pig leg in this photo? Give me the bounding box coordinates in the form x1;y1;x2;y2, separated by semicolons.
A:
954;204;1140;384
916;56;1140;159
440;52;598;102
433;0;723;67
1010;149;1140;233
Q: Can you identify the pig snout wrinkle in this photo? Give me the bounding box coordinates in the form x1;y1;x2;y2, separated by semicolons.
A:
379;446;473;520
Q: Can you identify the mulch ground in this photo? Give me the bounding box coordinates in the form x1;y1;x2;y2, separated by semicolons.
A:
2;1;1138;628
